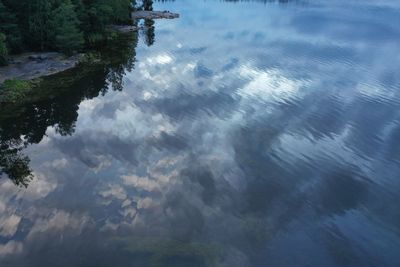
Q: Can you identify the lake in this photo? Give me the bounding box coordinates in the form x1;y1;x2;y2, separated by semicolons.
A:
1;0;400;266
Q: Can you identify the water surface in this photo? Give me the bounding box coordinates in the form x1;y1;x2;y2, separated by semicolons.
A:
1;0;400;266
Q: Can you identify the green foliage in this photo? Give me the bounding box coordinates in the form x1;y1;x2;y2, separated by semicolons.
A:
109;0;133;23
0;0;137;56
81;51;102;64
50;1;84;55
86;33;107;46
28;0;52;51
0;33;7;66
0;0;22;53
0;79;32;103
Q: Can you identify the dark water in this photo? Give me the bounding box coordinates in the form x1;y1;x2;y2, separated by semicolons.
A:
1;0;400;266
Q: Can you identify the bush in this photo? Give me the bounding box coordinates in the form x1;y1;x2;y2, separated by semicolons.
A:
0;79;32;102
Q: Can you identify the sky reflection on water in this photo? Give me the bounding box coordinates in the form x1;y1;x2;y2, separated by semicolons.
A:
1;0;400;266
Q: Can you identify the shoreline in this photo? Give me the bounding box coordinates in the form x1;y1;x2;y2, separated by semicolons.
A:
0;10;179;85
0;52;83;84
131;10;180;20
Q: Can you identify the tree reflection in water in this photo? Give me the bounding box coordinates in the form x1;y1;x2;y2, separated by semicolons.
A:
0;31;141;186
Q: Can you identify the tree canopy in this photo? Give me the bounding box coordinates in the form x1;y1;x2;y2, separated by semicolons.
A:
0;33;7;66
50;1;85;55
0;0;134;62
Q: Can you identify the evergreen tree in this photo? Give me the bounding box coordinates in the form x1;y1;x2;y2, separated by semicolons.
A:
0;0;22;53
50;1;84;55
0;33;8;66
110;0;133;23
28;0;52;51
0;0;137;56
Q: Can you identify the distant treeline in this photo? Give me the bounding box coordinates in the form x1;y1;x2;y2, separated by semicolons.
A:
0;0;137;64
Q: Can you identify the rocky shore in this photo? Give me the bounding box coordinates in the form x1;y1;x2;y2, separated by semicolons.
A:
0;10;179;84
131;10;180;20
0;52;83;83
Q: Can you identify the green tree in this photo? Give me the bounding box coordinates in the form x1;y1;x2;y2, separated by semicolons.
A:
0;0;22;53
0;0;136;55
28;0;52;51
83;0;132;32
0;33;8;66
50;1;84;55
110;0;133;23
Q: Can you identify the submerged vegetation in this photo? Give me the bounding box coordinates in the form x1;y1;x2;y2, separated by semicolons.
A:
114;237;221;267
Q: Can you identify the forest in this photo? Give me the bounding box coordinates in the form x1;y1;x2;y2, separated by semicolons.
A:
0;0;138;64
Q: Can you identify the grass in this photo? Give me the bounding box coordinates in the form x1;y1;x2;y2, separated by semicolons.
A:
0;79;33;103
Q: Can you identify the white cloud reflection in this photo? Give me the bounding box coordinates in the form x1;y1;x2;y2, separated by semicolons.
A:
1;0;400;266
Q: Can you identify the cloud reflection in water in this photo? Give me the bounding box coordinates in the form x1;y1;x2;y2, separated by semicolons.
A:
1;0;400;266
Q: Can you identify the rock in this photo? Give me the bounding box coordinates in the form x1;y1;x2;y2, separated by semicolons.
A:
131;10;179;20
0;52;82;83
28;55;40;61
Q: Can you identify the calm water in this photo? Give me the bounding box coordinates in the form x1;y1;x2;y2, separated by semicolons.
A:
1;0;400;266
